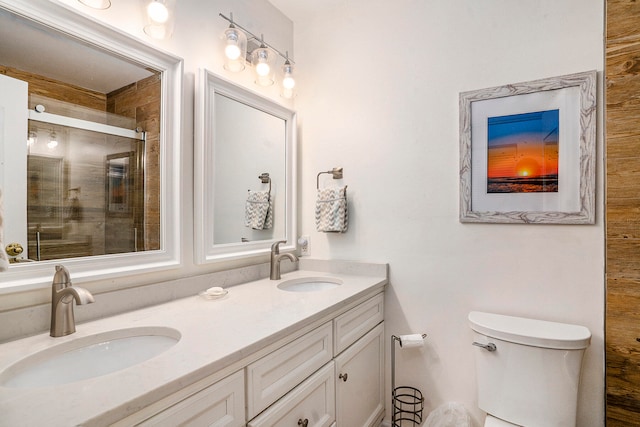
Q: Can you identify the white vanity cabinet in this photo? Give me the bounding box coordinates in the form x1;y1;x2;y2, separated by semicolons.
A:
114;291;384;427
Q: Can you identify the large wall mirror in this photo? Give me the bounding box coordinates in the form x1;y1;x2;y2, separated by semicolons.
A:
195;70;296;263
0;0;182;291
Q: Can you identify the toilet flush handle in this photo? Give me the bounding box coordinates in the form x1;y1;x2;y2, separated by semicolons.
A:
472;342;497;352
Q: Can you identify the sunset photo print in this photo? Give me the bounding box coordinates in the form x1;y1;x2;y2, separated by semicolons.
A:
486;109;559;193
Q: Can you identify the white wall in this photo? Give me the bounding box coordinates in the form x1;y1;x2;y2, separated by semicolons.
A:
292;0;604;425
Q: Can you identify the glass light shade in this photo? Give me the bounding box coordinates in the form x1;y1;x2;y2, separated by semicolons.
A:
78;0;111;9
27;131;37;147
142;0;176;40
48;131;58;149
252;47;275;86
281;61;295;99
223;27;247;72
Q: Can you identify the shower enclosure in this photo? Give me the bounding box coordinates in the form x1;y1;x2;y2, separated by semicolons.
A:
25;95;147;261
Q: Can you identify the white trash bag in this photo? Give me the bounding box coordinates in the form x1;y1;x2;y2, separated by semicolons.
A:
424;402;470;427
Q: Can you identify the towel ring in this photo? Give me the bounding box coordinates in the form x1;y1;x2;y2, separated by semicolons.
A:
317;167;343;189
259;172;271;195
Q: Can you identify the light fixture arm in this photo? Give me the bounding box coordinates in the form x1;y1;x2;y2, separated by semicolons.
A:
219;13;295;64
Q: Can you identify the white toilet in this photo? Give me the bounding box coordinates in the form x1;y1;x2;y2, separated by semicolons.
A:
468;311;591;427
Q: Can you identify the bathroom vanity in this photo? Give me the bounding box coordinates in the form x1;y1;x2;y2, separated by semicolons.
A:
0;261;387;426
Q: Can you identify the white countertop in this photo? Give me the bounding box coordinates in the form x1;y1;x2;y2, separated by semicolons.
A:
0;266;387;426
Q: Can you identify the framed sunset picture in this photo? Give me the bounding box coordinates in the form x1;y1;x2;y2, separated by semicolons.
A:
459;71;596;224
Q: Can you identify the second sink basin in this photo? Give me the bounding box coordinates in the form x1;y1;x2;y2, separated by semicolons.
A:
0;326;180;388
277;277;343;292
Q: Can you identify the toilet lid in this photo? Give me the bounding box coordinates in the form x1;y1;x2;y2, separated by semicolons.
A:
484;415;520;427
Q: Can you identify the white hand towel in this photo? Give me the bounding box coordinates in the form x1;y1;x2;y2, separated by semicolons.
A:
245;190;273;230
315;186;348;233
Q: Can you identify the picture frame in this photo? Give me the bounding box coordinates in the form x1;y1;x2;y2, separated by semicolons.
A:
106;151;133;215
459;71;597;224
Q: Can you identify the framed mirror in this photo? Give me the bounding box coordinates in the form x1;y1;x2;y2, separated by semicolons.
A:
0;0;182;291
195;70;296;263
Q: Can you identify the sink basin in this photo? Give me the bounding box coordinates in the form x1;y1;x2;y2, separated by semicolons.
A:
277;277;342;292
0;326;180;388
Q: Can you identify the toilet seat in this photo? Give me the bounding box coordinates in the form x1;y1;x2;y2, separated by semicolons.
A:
484;415;520;427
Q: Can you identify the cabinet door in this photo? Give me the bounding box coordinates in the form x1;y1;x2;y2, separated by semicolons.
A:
335;322;384;427
248;361;336;427
137;370;245;427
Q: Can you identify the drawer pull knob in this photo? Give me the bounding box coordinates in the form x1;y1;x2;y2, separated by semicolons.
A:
339;373;348;382
298;418;309;427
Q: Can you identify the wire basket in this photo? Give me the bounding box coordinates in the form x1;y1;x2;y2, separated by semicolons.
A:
392;386;424;427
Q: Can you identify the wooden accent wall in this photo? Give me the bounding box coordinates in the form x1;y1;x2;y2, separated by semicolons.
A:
107;74;161;251
606;1;640;424
0;65;106;110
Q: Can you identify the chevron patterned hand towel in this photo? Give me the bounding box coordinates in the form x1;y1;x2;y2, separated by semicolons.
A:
263;196;273;229
315;186;348;233
245;190;273;230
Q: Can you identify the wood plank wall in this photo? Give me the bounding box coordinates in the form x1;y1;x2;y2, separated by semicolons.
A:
606;0;640;424
107;74;161;251
0;65;106;110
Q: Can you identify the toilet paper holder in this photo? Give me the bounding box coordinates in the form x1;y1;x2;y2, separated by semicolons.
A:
391;334;426;427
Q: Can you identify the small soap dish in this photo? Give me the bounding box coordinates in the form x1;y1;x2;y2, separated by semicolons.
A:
198;287;228;300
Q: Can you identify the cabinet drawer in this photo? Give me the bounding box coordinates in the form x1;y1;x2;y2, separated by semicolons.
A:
334;293;384;355
247;322;333;419
137;370;245;427
248;361;336;427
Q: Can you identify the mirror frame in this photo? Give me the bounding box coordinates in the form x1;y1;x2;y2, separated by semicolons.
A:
0;0;183;292
194;69;297;263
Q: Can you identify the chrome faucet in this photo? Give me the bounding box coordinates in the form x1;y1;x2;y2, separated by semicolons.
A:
50;265;95;337
270;240;298;280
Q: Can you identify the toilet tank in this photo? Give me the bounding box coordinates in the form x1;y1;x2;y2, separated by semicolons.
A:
468;311;591;427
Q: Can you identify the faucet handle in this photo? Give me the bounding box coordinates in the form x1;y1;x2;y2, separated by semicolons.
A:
271;240;287;254
52;265;71;287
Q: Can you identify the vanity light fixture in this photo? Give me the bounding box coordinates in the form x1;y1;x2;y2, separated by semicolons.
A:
48;130;58;149
223;13;247;72
142;0;176;40
252;37;275;86
281;54;295;99
78;0;111;9
27;130;37;147
219;13;296;95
